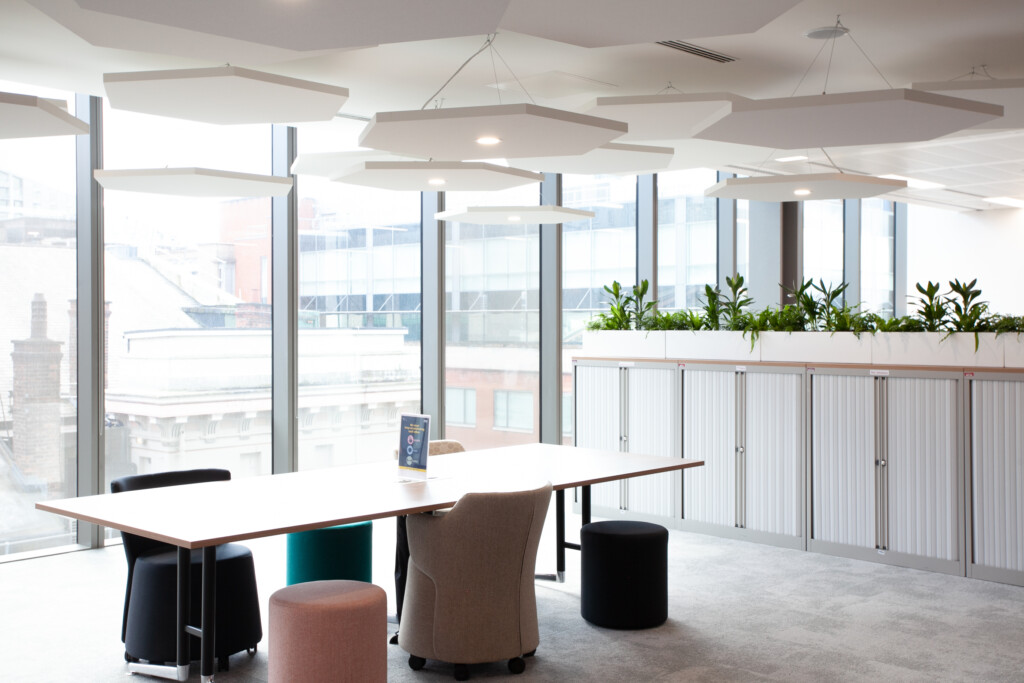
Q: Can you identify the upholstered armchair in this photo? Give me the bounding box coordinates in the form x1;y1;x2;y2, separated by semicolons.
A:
399;482;552;681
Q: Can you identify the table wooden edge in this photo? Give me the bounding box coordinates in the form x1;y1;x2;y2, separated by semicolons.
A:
35;456;705;549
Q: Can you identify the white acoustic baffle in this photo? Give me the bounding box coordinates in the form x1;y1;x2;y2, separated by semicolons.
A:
682;369;736;526
886;378;959;561
744;372;802;538
811;374;875;549
574;363;621;511
625;367;680;518
971;380;1024;573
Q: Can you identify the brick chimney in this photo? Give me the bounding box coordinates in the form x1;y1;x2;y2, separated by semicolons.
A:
11;294;64;487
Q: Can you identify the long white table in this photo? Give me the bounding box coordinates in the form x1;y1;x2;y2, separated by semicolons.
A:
38;444;703;681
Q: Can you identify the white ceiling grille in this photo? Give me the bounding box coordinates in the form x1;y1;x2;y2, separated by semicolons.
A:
656;40;735;63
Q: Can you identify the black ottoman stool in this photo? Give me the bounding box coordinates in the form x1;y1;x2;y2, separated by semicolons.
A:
580;520;668;629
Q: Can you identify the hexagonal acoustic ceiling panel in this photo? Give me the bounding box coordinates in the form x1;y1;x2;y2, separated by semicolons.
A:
358;103;628;160
0;91;89;139
94;168;293;197
704;173;907;202
912;78;1024;131
436;205;595;225
335;161;544;192
498;0;801;48
103;66;349;125
695;89;1004;149
586;92;748;142
515;143;674;175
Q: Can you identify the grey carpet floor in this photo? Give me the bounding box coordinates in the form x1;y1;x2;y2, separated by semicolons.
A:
3;525;1024;682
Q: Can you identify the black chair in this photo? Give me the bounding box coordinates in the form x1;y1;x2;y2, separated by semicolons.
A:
111;469;262;671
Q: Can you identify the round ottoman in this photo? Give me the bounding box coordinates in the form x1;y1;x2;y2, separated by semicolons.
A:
580;520;668;629
286;521;372;585
270;580;386;683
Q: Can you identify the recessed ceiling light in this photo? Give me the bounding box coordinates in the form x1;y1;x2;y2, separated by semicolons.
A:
476;136;501;145
984;196;1024;209
793;188;811;196
878;173;944;190
428;177;447;186
775;155;808;163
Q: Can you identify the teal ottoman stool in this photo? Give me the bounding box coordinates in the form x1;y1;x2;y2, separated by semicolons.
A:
287;521;373;585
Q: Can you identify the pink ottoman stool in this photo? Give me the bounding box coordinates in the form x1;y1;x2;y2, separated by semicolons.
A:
269;580;386;683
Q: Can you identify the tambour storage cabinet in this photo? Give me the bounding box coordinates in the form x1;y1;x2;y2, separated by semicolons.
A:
573;360;681;520
808;367;964;575
965;371;1024;586
574;337;1024;587
680;363;804;549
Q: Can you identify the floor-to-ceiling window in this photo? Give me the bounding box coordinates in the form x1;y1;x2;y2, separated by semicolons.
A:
101;106;274;490
656;169;718;310
803;199;845;290
561;173;637;443
294;124;421;470
444;184;540;448
736;199;750;282
861;198;895;315
0;82;78;556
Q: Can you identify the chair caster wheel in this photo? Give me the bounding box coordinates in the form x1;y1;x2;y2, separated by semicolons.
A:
454;663;470;680
409;655;426;671
508;657;526;674
247;645;257;656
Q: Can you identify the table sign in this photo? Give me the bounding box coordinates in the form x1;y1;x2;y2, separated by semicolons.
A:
398;413;431;480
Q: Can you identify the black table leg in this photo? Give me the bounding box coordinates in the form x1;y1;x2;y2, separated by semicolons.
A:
556;489;566;581
535;488;566;582
201;545;217;682
582;485;591;526
177;547;190;676
125;550;192;680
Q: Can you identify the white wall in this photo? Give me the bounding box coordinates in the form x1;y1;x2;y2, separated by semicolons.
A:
906;204;1024;315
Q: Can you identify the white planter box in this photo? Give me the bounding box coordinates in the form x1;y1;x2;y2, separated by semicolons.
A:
1003;335;1024;368
871;332;1003;368
581;330;666;359
664;330;759;362
759;331;873;364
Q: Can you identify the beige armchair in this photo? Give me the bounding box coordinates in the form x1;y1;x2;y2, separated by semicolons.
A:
399;482;552;681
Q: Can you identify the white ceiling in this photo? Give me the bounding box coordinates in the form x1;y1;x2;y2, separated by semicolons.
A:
2;0;1024;211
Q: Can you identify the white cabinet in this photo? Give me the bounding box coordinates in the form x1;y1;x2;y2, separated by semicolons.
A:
966;373;1024;586
574;360;680;520
809;368;963;575
681;364;804;548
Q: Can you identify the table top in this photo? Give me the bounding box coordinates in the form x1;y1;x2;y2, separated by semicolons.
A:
37;443;703;549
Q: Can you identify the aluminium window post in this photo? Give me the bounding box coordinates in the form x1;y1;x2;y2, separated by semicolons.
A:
539;173;562;445
717;172;736;290
421;192;445;432
75;94;104;547
271;125;298;475
636;174;657;293
844;199;862;307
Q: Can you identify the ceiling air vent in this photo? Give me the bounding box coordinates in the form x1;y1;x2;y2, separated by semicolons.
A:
656;40;735;63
